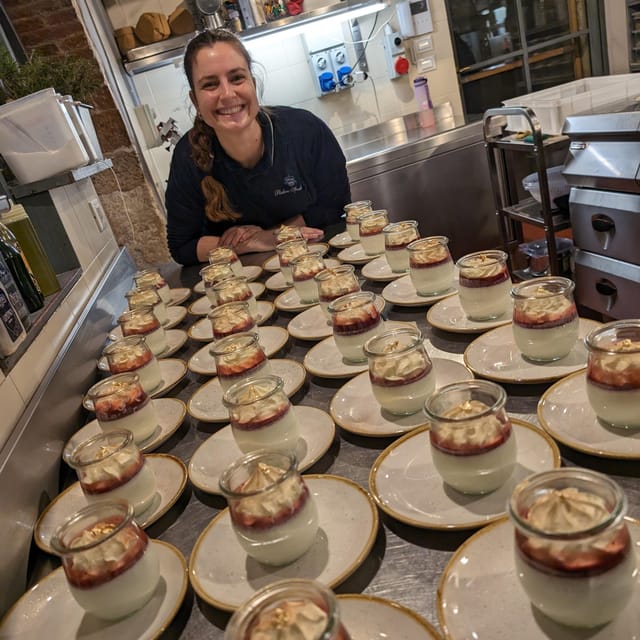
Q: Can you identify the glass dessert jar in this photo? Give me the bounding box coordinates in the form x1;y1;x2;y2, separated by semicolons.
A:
383;220;419;273
315;265;361;321
208;245;243;277
424;380;516;494
212;275;259;322
358;209;389;256
200;262;235;303
275;224;304;244
210;332;272;392
85;372;158;444
68;430;157;516
208;300;256;341
291;251;326;304
219;450;318;565
344;200;372;242
117;305;167;356
328;290;382;363
407;236;454;296
456;249;512;320
225;578;352;640
364;327;435;415
133;268;170;305
223;375;299;454
276;238;309;285
125;286;168;326
50;500;160;620
511;276;579;362
102;335;162;394
585;320;640;429
508;468;636;628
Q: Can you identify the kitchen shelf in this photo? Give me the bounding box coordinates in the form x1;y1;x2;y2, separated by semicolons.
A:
502;197;571;228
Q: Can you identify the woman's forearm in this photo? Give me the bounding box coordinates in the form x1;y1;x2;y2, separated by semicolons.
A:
196;235;221;262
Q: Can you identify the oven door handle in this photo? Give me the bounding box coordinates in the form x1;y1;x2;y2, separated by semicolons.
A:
591;214;615;233
595;278;617;312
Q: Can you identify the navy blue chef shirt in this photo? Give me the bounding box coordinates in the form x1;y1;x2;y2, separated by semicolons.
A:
166;106;351;265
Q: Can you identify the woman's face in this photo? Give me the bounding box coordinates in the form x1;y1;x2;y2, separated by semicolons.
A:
189;42;259;137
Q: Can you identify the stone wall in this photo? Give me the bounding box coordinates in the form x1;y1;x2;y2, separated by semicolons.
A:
3;0;171;267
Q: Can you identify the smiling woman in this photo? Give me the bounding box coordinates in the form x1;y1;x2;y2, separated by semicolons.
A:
165;29;351;266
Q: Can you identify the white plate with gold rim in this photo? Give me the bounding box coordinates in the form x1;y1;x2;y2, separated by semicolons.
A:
164;304;187;329
337;243;377;264
188;406;336;494
64;398;186;460
188;475;378;611
187;358;306;422
427;293;513;334
463;318;601;384
0;540;187;640
34;454;188;554
361;255;405;282
382;275;457;307
169;287;191;306
304;336;370;378
369;420;560;530
437;517;640;639
328;231;357;248
107;328;188;360
538;370;640;459
187;301;275;342
262;243;330;272
187;326;289;376
275;287;319;313
193;264;262;294
329;358;474;437
337;594;443;640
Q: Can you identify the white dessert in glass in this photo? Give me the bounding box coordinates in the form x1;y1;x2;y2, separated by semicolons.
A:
68;430;157;516
276;239;309;285
508;468;635;628
219;450;319;566
344;200;372;242
225;579;353;640
585;321;640;429
407;236;454;296
424;380;516;494
200;262;235;303
315;265;361;321
212;276;259;322
208;246;243;277
511;276;579;362
210;332;272;393
358;210;389;256
456;249;512;320
125;286;168;326
328;291;382;363
134;268;171;305
208;300;257;341
383;220;419;273
117;305;167;357
50;500;160;620
364;327;435;415
291;251;326;303
223;375;299;454
85;372;158;445
102;335;162;395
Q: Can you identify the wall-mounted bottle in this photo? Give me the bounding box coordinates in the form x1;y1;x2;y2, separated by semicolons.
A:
0;253;31;330
0;277;26;357
1;204;60;297
413;75;436;129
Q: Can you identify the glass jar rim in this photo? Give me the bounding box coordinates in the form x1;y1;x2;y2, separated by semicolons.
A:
208;246;237;259
102;334;148;356
208;299;251;319
456;249;507;268
508;468;627;540
344;199;372;212
423;379;506;423
382;220;419;234
50;499;134;556
357;209;388;222
510;276;575;300
209;331;260;356
125;286;160;300
222;374;285;408
314;264;356;282
584;320;640;354
68;429;134;469
327;290;376;314
290;251;325;266
276;238;308;253
407;235;449;251
363;326;423;358
218;449;298;498
199;262;234;279
212;275;249;291
85;372;143;402
117;305;155;322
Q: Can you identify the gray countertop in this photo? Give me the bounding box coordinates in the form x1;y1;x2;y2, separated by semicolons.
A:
145;250;638;639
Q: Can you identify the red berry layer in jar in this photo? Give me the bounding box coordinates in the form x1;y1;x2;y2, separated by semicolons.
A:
458;265;509;288
409;242;451;268
514;296;578;329
213;317;255;340
109;349;153;374
293;265;324;282
121;317;160;336
218;288;252;305
217;350;267;379
370;361;431;387
63;518;149;589
81;451;145;495
319;285;359;304
333;307;380;336
94;387;150;422
587;341;640;390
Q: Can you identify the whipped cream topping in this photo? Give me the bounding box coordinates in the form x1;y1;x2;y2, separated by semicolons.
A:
292;255;324;279
69;521;139;572
516;292;576;322
135;271;166;289
127;289;159;308
344;203;371;223
249;600;328;640
231;382;287;424
370;346;428;381
119;311;159;333
279;243;308;265
236;463;303;519
209;247;238;264
359;214;387;234
459;254;505;278
215;280;251;303
317;270;359;299
106;341;151;370
276;226;304;243
385;223;419;246
609;338;640;353
202;264;235;287
410;239;450;265
211;304;254;334
78;446;140;485
437;400;507;447
332;297;376;321
525;488;610;534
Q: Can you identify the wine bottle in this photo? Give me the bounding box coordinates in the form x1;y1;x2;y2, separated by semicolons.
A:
0;252;31;330
0;222;44;313
0;279;26;357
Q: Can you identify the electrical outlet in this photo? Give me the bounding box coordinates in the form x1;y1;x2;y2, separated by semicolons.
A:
89;198;106;232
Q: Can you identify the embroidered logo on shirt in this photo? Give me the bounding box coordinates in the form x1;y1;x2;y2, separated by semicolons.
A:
274;175;303;197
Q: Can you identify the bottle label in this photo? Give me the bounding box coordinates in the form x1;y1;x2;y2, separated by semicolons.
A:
0;259;29;321
0;289;23;343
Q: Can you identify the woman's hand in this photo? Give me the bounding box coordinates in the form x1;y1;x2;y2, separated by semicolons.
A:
237;229;279;254
219;225;261;249
299;226;324;242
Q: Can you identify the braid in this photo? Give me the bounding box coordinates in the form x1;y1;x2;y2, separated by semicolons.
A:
188;115;240;223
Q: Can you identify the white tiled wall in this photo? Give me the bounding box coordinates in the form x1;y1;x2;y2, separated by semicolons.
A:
0;180;119;450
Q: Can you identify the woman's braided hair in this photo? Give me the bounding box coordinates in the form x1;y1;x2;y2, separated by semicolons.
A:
184;29;252;222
